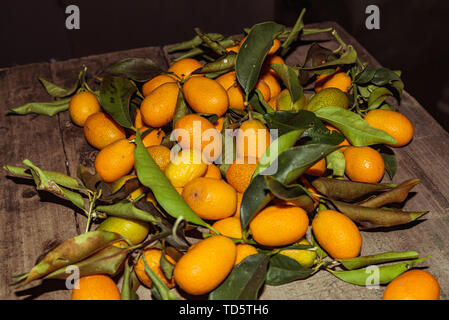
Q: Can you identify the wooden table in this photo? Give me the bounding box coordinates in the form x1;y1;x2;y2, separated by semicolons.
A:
1;22;448;300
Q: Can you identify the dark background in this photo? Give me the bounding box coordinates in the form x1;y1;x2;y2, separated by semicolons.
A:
1;0;449;131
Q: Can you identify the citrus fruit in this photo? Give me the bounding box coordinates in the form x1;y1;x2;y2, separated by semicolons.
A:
233;192;243;218
71;275;121;300
165;149;208;187
134;108;144;129
140;82;179;127
182;177;237;220
277;89;308;111
235;244;258;265
344;146;385;183
84;112;126;150
259;72;281;98
69;91;101;127
129;127;165;148
226;45;240;53
305;158;326;176
263;55;285;78
142;74;176;96
173;235;236;295
96;216;150;245
173;114;222;161
211;217;242;239
216;71;237;90
312;209;362;259
382;270;440;300
236;120;272;159
183;77;229;117
364;109;414;147
306;87;349;112
249;205;309;247
316;71;352;93
146;145;171;172
94;138;135;183
227;84;246;110
279;237;317;268
203;163;222;179
134;248;176;289
326;124;350;152
253;79;271;102
267;96;278;110
168;58;203;80
226;158;258;193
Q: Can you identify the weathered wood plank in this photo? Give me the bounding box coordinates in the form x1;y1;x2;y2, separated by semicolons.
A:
2;22;448;300
0;63;78;300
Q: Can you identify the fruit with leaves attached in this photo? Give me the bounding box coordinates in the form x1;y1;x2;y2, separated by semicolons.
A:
306;87;349;112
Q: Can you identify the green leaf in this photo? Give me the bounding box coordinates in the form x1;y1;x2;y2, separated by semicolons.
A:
121;258;140;300
265;254;314;286
326;149;345;177
310;233;328;260
99;75;137;129
368;87;393;110
354;67;376;85
357;179;420;208
371;68;401;86
108;58;163;82
314;106;397;146
331;200;428;229
264;176;309;200
311;177;394;202
337;251;420;270
173;85;191;127
236;22;285;93
22;159;85;210
45;245;132;280
264;110;345;145
270;63;303;103
143;254;180;300
194;53;237;74
160;250;175;281
280;8;305;56
247;89;275;114
302;45;358;71
134;132;210;228
241;144;338;229
11;231;123;287
168;33;225;52
39;66;86;98
209;254;269;300
95;199;160;224
252;129;304;179
379;145;397;179
329;257;429;286
7;97;71;116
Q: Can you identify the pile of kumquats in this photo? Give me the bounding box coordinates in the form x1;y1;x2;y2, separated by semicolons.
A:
4;10;440;300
